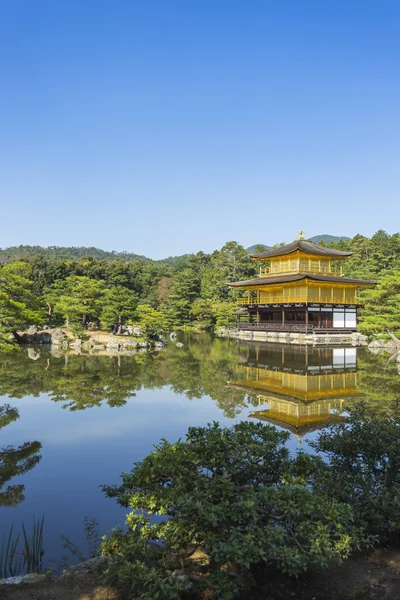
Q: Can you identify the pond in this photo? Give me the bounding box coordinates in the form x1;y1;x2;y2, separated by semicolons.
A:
1;334;399;568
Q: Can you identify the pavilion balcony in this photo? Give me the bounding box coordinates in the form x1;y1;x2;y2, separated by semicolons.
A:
236;322;357;333
237;290;362;306
258;264;343;277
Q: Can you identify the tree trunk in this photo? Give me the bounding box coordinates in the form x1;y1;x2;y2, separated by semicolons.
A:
82;314;87;328
47;303;53;328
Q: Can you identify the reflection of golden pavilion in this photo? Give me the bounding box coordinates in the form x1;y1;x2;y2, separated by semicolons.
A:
229;345;362;436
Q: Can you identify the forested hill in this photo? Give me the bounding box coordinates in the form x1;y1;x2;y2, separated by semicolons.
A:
245;235;351;254
0;245;149;264
0;235;350;264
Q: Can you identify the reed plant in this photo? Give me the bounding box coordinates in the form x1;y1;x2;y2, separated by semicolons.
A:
21;516;44;573
0;524;23;578
0;517;44;579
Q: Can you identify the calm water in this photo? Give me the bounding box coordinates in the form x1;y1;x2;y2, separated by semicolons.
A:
1;334;399;565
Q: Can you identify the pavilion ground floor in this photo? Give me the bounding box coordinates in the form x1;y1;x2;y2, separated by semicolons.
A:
236;303;358;333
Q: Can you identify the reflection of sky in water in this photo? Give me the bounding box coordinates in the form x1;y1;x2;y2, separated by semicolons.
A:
1;386;286;565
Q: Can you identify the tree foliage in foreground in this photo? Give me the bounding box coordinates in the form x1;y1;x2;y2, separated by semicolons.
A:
311;404;400;537
101;421;376;599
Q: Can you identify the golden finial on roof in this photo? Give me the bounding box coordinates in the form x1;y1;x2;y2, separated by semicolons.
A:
296;230;305;240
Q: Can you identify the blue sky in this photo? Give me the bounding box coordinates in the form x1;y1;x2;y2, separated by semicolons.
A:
1;0;399;258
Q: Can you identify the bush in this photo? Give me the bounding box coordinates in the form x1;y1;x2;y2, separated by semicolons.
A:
311;406;400;539
101;422;366;599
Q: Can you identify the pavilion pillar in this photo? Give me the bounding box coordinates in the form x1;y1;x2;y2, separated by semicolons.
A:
282;308;285;330
305;309;309;332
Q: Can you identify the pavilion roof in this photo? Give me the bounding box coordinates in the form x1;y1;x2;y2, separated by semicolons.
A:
227;273;376;287
251;239;353;259
248;411;346;436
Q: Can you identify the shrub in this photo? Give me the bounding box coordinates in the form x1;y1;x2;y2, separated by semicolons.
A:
311;406;400;539
101;422;366;599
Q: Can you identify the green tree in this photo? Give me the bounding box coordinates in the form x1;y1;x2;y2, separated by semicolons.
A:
312;407;400;537
101;422;364;599
101;286;138;333
162;267;201;326
201;241;255;300
52;275;106;328
358;272;400;336
0;262;44;348
135;304;168;337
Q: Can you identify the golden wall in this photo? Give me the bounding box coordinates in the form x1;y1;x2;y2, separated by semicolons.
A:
256;284;359;305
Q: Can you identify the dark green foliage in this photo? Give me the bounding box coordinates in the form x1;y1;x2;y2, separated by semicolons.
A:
101;422;366;599
358;273;400;336
0;262;44;346
311;407;400;537
0;245;148;263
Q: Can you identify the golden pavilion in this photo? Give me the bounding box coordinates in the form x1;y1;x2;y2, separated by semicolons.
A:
229;344;361;436
229;234;375;333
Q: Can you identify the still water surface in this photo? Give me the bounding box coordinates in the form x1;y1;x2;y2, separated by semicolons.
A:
1;334;399;565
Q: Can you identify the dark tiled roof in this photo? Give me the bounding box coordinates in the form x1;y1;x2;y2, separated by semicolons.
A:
227;273;376;287
251;240;353;259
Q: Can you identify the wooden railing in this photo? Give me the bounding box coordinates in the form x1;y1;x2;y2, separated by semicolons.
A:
237;322;356;333
237;295;361;306
259;266;343;277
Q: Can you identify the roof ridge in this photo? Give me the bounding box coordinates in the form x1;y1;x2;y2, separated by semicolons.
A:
250;239;353;259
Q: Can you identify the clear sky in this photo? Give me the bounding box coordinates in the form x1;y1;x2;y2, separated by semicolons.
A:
1;0;399;259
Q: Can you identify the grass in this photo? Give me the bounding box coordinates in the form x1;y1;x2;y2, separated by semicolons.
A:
21;515;44;573
0;517;44;579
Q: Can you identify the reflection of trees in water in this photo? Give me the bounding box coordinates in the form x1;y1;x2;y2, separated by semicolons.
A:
0;404;42;507
1;340;400;419
0;337;252;417
351;350;400;416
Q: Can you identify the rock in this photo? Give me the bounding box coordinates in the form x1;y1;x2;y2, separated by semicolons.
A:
170;332;177;340
396;352;400;363
138;341;148;348
132;326;144;336
81;342;92;351
19;331;52;344
92;344;105;351
171;569;192;590
121;325;133;335
61;340;69;350
176;342;183;348
27;348;40;360
385;341;399;350
51;347;65;358
0;573;47;585
75;338;82;347
51;329;67;345
0;576;24;585
154;341;166;349
368;339;385;348
107;340;120;350
61;556;110;578
27;325;39;334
